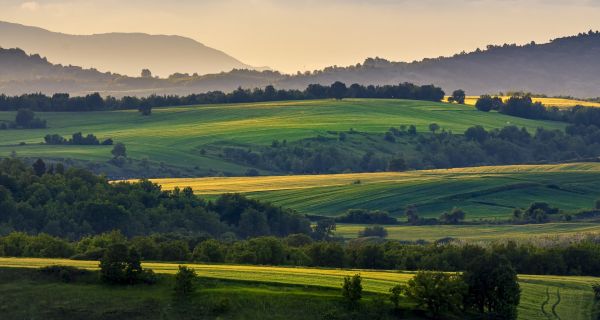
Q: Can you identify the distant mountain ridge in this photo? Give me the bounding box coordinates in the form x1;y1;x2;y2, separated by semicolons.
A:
0;20;252;77
0;27;599;97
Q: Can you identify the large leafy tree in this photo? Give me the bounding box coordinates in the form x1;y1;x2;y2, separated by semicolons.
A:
463;254;521;319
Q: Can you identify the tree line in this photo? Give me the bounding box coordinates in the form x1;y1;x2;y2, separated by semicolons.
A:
3;230;600;277
476;94;600;128
0;82;445;112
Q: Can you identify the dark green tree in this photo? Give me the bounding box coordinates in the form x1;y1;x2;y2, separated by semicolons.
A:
111;142;127;158
389;284;404;310
32;158;46;176
405;271;466;319
330;81;348;100
174;265;197;297
99;243;143;284
463;254;521;319
428;123;440;134
15;109;35;127
342;274;362;308
451;89;466;104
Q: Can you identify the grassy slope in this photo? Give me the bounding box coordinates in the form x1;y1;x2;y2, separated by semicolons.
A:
153;163;600;219
0;99;565;176
336;223;600;242
0;258;595;320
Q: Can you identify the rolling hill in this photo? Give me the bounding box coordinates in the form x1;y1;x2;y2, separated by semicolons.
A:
152;163;600;219
0;99;565;178
0;20;251;77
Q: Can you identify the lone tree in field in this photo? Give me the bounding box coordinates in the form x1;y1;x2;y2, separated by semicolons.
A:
405;205;420;225
330;81;348;100
463;254;521;320
428;123;440;134
141;69;153;78
138;103;152;116
111;142;127;158
451;89;466;104
342;274;362;309
440;207;466;224
174;265;197;297
15;109;35;127
100;243;143;284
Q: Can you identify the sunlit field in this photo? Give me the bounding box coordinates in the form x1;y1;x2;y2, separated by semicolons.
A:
0;257;595;320
151;163;600;219
0;99;565;176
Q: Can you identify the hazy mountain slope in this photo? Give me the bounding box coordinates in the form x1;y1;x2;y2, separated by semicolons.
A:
1;30;598;97
0;21;251;77
278;32;600;97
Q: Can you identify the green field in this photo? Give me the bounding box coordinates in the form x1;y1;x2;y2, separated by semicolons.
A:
0;258;596;320
0;99;566;176
153;163;600;219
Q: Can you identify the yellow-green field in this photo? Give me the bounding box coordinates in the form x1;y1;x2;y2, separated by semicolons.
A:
147;162;600;219
336;223;600;241
0;257;595;320
457;96;600;108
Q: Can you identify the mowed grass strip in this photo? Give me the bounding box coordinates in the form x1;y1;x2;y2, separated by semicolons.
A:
150;163;600;219
0;257;595;320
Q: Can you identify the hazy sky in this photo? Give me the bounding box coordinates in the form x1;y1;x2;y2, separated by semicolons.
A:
1;0;599;72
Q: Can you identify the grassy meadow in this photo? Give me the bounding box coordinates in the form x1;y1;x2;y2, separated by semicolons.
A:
152;163;600;219
0;98;566;176
0;258;596;320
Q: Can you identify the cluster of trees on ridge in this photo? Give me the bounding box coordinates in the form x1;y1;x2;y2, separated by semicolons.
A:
44;132;114;146
0;108;46;129
476;94;600;128
221;122;600;174
0;82;445;112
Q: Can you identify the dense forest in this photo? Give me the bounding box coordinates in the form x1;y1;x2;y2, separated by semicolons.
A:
0;158;311;239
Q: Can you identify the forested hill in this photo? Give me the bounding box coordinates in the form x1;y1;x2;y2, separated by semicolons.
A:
280;31;600;98
1;31;599;97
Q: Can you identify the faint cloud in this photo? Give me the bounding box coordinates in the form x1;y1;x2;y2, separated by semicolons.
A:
20;1;40;11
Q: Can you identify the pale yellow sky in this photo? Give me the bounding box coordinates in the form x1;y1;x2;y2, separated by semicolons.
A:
1;0;599;73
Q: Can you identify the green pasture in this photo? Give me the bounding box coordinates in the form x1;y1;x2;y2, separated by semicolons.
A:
0;99;565;176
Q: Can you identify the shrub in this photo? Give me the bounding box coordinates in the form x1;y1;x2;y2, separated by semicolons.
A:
174;265;197;297
358;225;388;238
39;265;90;283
